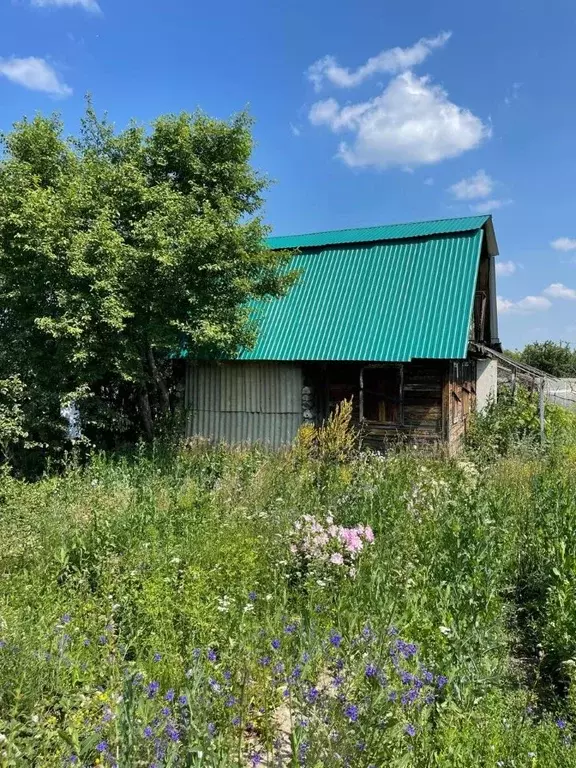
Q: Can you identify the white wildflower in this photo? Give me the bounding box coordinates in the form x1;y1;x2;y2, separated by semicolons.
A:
439;626;453;636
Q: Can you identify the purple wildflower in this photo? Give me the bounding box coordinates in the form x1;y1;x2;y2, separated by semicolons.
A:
165;689;175;702
330;631;342;648
208;723;216;737
332;675;344;688
192;648;201;659
153;652;162;662
298;742;310;761
425;693;436;705
96;741;108;753
68;757;78;764
344;703;359;722
258;656;271;667
207;648;217;662
178;694;188;706
250;752;263;766
388;691;398;701
225;695;237;707
147;681;160;698
98;635;107;645
365;664;378;678
248;591;257;602
302;651;310;662
61;614;71;625
209;678;221;693
388;626;399;636
166;723;180;742
557;719;567;729
305;687;319;704
223;670;232;680
271;639;281;650
143;726;153;739
284;623;297;634
232;716;241;726
436;675;448;689
273;662;285;675
405;724;416;737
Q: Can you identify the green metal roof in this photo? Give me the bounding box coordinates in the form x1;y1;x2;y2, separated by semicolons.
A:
236;217;489;362
266;215;490;250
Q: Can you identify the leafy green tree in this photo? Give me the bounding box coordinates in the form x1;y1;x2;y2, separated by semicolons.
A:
0;102;294;442
519;341;576;378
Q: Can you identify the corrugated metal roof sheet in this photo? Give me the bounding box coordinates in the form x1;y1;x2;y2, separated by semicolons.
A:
266;215;490;250
239;227;484;362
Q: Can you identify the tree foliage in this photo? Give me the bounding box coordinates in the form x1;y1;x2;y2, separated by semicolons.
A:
0;102;294;449
519;341;576;378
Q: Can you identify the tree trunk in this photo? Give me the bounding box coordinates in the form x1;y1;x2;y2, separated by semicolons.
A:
146;344;171;415
138;388;154;441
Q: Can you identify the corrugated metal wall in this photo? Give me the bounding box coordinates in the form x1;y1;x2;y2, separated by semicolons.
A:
185;362;303;447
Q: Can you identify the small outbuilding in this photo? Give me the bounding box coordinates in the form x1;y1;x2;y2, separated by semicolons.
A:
185;215;501;452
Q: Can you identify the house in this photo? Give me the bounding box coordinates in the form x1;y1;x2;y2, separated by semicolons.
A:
184;215;501;452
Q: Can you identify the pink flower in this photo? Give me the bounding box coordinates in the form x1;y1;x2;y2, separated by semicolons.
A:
363;526;375;543
330;553;344;565
340;528;363;553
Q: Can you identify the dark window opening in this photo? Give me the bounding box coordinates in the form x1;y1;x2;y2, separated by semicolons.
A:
361;366;402;424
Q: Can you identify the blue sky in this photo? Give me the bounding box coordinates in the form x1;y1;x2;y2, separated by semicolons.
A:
0;0;575;350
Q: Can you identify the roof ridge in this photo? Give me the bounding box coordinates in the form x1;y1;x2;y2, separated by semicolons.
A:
268;215;490;242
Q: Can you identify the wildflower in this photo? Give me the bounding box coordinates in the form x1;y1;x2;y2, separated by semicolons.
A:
364;663;378;678
248;591;257;602
232;716;241;726
557;719;567;729
153;653;162;662
330;632;342;648
208;723;216;737
271;638;281;650
209;677;221;693
250;751;263;766
207;648;217;662
298;717;309;727
298;742;310;761
161;707;171;716
226;695;237;707
363;526;375;543
332;675;344;687
388;626;399;636
192;648;201;659
290;665;302;682
258;656;271;667
388;691;398;701
102;708;113;723
284;623;297;635
147;681;160;698
422;669;434;684
143;726;153;739
436;675;448;689
96;741;108;753
166;723;180;742
424;693;435;705
165;689;175;702
98;636;108;645
305;687;319;704
223;670;232;680
405;724;416;737
61;614;71;625
396;640;417;659
302;651;310;662
356;741;366;751
68;756;79;764
344;703;359;722
178;694;188;706
330;552;344;566
361;626;373;641
83;638;90;647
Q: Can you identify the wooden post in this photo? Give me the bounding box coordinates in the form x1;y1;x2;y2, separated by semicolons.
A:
539;377;546;446
511;369;517;398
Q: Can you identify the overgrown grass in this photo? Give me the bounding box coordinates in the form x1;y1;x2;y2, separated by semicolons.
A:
3;429;576;765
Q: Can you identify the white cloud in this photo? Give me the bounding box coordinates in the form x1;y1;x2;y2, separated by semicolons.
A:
307;32;451;91
495;260;517;277
470;198;512;214
551;237;576;252
449;169;493;200
543;283;576;300
0;57;72;97
308;71;489;169
497;295;552;315
31;0;100;11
